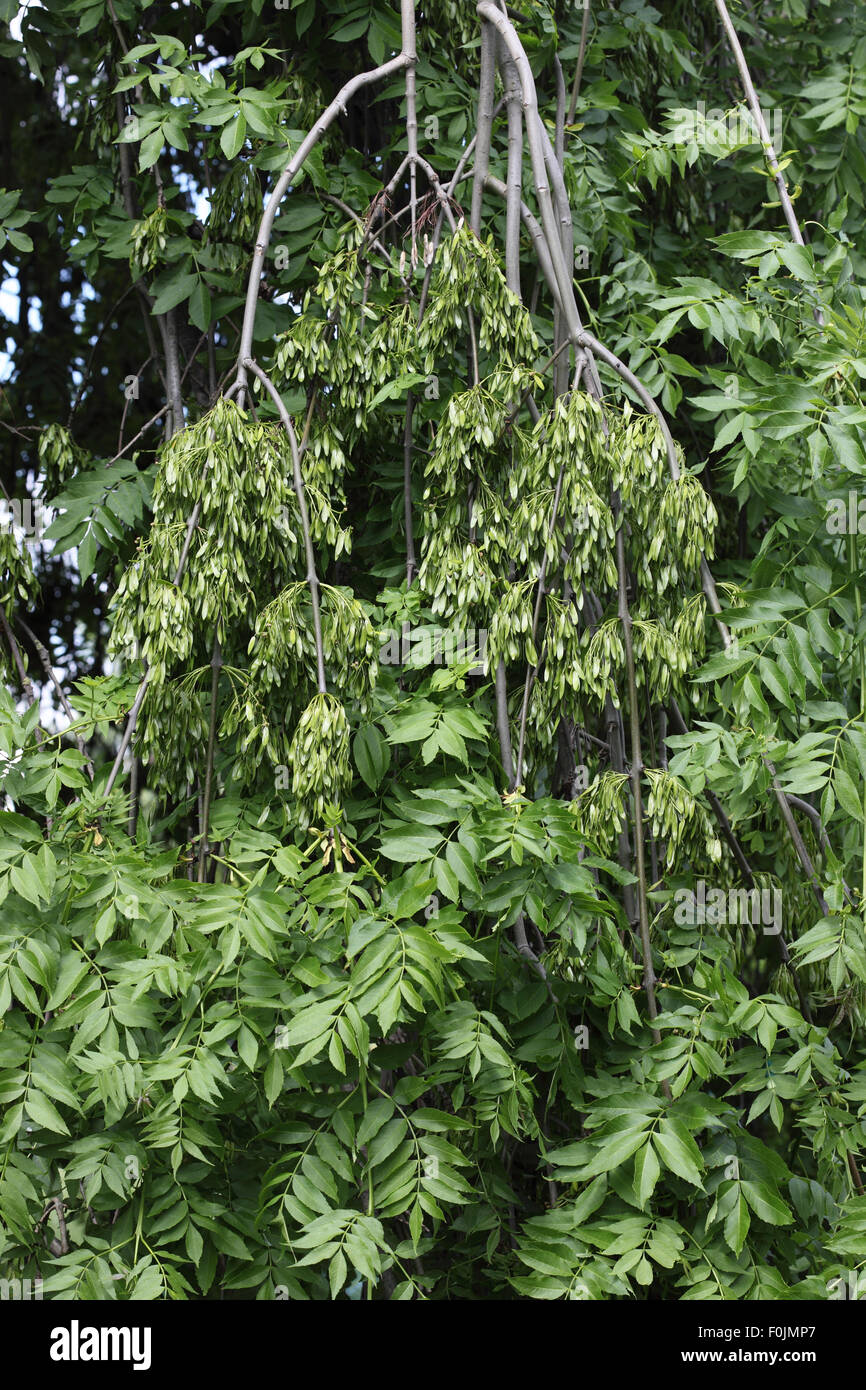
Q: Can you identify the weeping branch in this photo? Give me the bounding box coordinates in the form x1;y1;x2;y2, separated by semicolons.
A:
104;379;244;800
482;174;560;311
402;0;419;245
615;504;664;1060
566;1;592;128
243;358;327;695
197;635;223;882
669;700;813;1024
470;21;497;235
500;44;523;301
713;0;824;326
235;50;412;400
403;388;417;586
764;756;829;916
0;609;38;711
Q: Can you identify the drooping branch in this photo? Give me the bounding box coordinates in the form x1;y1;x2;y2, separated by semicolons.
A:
499;44;523;300
669;700;813;1024
713;5;806;252
477;2;582;349
243;358;327;696
164;309;186;437
0;608;38;712
579;587;637;929
537;114;580;397
235;51;412;399
197;635;223;882
566;1;592;128
786;792;855;907
470;21;497;235
552;54;566;170
764;756;829;916
572;328;731;646
104;670;150;799
482;174;560;312
615;504;664;1059
104;378;244;799
403;386;417;586
495;661;515;786
514;353;589;787
402;0;419;245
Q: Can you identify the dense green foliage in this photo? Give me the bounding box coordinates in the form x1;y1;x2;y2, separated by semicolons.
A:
1;0;866;1300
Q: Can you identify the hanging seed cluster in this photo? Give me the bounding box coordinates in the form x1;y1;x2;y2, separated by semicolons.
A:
569;772;629;859
0;529;37;620
38;422;85;499
274;241;417;438
645;768;723;868
419;530;494;616
513;390;617;589
486;581;537;671
130;207;168;273
647;474;718;589
205;161;263;273
111;399;299;688
141;681;210;790
609;404;669;519
529;594;586;744
242;582;377;787
580;619;626;708
630;619;685;703
270;245;428;558
408;229;719;778
610;410;718;626
673;594;708;673
103;212;724;825
247;583;316;695
287;692;351;828
417;225;539;366
105;393;348;808
320;585;378;708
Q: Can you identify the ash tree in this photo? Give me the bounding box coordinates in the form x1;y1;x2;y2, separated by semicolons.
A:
0;0;865;1300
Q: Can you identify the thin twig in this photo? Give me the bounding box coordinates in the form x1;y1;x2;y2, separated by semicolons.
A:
714;0;823;328
669;700;813;1023
615;500;665;1065
197;635;223;881
566;2;592;128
